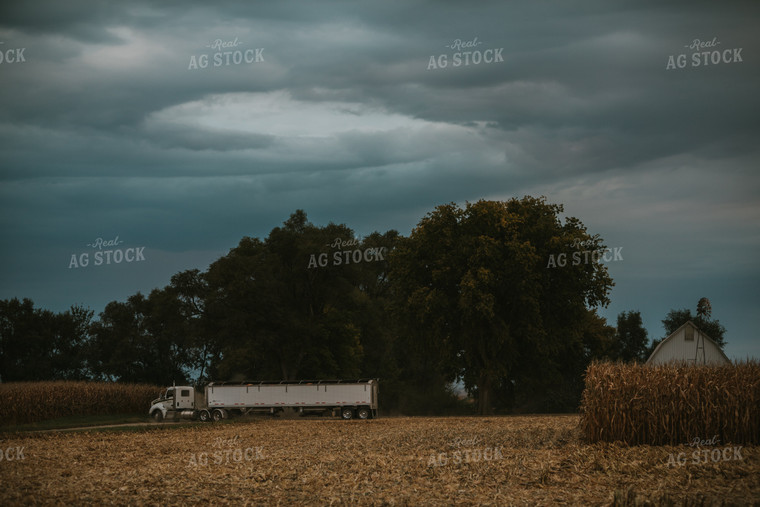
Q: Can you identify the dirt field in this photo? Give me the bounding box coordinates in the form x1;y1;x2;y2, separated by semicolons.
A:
0;415;757;506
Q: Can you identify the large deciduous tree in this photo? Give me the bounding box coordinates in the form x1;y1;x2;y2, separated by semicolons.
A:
203;210;370;380
390;197;614;414
0;298;93;381
88;291;193;384
614;310;649;363
167;269;215;382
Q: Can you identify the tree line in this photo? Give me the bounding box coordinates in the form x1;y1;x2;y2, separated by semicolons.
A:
0;197;727;414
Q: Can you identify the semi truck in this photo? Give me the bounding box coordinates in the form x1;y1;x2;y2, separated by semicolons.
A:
148;379;378;422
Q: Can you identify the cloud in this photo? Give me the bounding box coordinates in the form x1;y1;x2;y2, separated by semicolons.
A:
0;0;758;358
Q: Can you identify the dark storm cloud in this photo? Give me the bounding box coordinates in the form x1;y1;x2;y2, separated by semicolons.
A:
0;1;130;42
141;123;275;152
1;0;757;189
3;1;756;168
0;0;758;358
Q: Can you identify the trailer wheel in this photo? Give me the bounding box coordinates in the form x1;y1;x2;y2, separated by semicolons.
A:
357;407;371;420
199;410;211;422
152;410;164;422
340;407;354;420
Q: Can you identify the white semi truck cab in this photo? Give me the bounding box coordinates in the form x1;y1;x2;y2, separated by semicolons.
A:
149;379;378;422
149;386;202;421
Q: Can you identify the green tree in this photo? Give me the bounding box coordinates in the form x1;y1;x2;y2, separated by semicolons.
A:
582;310;618;362
1;298;54;381
647;304;726;355
50;304;94;380
390;197;614;415
0;298;93;381
352;230;404;386
167;269;215;383
203;211;369;381
88;291;193;384
614;310;649;362
648;303;727;356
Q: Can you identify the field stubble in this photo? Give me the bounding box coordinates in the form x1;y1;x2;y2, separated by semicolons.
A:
0;415;757;506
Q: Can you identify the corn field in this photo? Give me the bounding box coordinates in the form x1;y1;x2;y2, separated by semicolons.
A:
580;361;760;445
0;381;161;426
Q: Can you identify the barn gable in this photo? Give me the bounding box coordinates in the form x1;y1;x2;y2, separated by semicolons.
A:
645;321;730;366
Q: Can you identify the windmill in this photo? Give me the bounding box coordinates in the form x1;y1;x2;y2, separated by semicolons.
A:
694;297;712;364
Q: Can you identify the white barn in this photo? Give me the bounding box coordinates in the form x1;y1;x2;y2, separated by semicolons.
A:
646;321;730;366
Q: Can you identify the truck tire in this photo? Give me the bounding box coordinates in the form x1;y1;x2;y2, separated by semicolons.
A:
212;409;225;422
340;407;354;420
152;410;164;422
199;410;211;422
357;407;371;420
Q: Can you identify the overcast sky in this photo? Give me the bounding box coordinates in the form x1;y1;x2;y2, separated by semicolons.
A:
1;0;758;359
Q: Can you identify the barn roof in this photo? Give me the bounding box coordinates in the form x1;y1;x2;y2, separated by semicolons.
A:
645;320;730;365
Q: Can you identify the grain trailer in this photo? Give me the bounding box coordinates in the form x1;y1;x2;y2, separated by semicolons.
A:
149;379;378;422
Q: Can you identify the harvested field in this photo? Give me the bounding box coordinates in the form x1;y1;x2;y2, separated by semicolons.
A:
0;415;758;506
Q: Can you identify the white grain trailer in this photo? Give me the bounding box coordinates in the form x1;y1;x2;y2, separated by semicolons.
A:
149;379;378;422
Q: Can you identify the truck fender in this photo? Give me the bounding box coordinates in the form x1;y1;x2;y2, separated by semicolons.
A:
150;406;166;422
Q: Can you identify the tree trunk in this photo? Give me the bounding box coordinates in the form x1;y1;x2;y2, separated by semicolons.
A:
477;374;494;415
